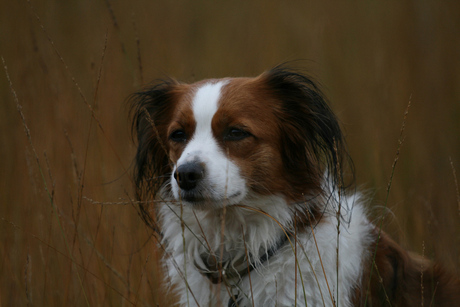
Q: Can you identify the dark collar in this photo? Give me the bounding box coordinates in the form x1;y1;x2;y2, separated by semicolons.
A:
197;232;291;285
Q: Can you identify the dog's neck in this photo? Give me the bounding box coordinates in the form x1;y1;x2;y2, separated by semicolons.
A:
160;190;373;306
197;228;291;284
159;193;329;272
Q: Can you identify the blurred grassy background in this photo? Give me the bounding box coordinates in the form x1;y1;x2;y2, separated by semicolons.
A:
1;0;459;305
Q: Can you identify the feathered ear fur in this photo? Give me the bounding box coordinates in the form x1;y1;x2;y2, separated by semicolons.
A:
129;79;179;229
261;66;353;199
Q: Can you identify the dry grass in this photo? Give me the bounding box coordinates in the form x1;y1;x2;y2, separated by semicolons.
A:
1;0;460;305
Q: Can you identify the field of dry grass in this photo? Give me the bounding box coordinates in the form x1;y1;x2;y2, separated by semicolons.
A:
1;1;459;305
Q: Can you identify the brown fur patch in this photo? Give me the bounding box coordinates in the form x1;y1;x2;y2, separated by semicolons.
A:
215;77;291;198
356;230;460;306
166;84;196;164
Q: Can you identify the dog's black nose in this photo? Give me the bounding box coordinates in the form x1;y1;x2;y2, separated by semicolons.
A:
174;163;205;191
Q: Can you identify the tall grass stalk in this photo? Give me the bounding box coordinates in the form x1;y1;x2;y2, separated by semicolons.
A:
364;97;411;306
334;139;342;307
1;218;136;304
77;30;108;298
305;207;335;307
449;158;460;217
2;57;90;306
27;0;128;173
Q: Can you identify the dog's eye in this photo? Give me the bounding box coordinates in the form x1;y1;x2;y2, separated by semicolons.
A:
169;130;187;142
225;128;250;141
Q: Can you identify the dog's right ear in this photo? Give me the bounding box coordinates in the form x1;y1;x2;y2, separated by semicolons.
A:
261;66;354;198
129;79;179;200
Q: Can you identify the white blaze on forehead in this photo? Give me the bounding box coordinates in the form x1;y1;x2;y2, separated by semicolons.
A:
172;80;247;205
176;81;227;164
192;81;226;131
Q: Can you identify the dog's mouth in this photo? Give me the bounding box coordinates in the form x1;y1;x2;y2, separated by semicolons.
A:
177;190;243;206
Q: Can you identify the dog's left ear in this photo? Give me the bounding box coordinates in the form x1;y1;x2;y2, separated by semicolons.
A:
262;66;352;197
129;79;179;227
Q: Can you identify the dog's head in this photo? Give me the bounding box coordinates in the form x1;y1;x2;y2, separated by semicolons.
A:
131;67;350;217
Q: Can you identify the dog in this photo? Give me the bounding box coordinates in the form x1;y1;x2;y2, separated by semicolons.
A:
130;67;460;306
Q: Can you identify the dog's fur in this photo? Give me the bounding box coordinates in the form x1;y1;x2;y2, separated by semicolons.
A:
130;67;460;306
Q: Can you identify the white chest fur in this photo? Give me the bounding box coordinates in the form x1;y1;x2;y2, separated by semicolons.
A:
159;192;372;307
